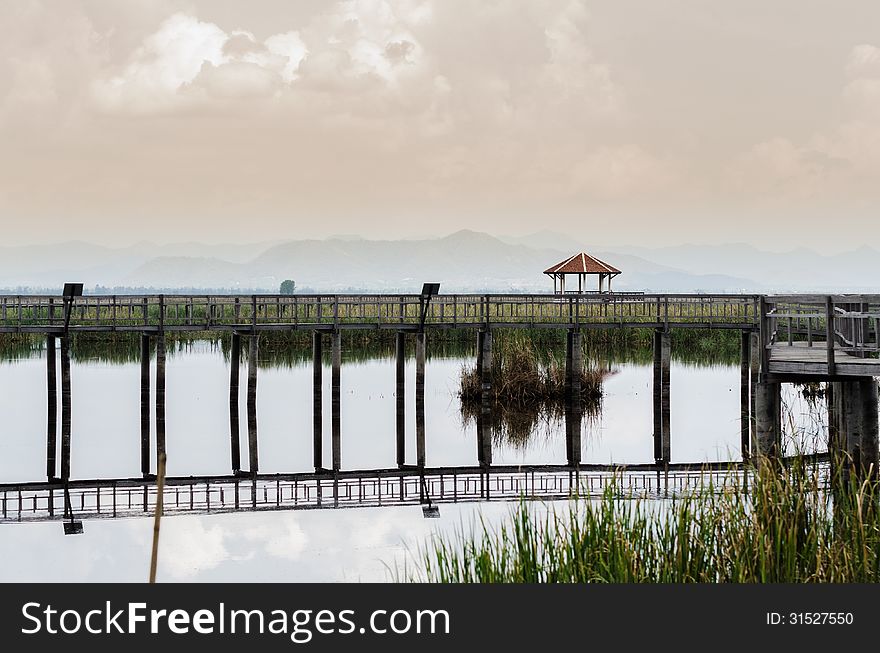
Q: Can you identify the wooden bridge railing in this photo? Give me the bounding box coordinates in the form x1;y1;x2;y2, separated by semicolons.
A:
0;293;760;332
761;295;880;372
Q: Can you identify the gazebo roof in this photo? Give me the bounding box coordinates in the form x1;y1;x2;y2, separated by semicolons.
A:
543;252;621;275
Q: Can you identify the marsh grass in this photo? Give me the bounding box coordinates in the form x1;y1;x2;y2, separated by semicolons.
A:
458;332;608;406
409;463;880;583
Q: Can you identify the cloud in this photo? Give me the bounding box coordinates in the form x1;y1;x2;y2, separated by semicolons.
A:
726;43;880;203
157;517;229;579
240;517;309;561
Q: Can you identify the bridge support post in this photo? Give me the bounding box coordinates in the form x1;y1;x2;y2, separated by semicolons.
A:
415;331;426;468
246;334;258;475
60;335;71;481
140;334;151;477
478;330;493;403
740;331;750;461
749;331;760;459
653;329;671;464
312;331;323;471
857;378;879;481
565;329;582;401
396;331;406;467
754;381;781;463
229;333;241;474
46;334;57;481
565;329;583;467
331;330;341;472
156;333;166;464
477;330;493;468
835;378;880;482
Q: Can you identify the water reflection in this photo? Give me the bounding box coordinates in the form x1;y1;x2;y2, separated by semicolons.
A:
0;331;832;581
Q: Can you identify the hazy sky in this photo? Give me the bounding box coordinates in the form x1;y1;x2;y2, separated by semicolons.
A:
2;1;880;249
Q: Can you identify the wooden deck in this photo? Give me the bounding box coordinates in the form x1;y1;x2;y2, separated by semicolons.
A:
768;342;880;377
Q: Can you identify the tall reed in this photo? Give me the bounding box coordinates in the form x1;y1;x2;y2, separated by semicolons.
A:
409;463;880;583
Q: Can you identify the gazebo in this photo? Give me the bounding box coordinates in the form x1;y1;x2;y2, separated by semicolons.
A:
543;252;621;294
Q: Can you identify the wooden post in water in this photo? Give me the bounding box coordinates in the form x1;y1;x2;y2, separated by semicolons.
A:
754;381;781;464
837;378;879;481
60;335;71;481
140;334;151;477
331;330;341;472
229;333;241;474
46;334;57;480
653;329;671;463
740;330;751;461
247;334;259;475
827;382;845;485
565;328;583;467
155;333;166;462
858;377;879;481
749;331;760;460
395;331;406;467
565;328;582;401
312;331;323;471
415;331;426;468
478;330;493;467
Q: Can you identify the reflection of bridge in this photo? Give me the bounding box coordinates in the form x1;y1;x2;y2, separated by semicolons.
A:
0;292;876;507
0;458;830;525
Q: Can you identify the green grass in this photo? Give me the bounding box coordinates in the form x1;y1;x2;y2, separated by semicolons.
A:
407;463;880;583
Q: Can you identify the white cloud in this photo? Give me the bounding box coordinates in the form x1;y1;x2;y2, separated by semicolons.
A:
157;517;229;579
240;517;309;561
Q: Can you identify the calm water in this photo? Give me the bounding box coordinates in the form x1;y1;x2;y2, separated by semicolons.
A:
0;340;825;582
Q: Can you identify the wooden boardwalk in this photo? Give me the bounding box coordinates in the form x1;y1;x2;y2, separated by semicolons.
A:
0;293;759;333
0;291;875;506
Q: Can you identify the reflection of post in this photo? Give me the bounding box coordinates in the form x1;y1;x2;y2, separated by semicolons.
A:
155;334;166;462
229;333;241;474
653;329;671;463
60;335;71;481
140;334;151;476
312;331;323;471
565;404;582;467
415;331;426;467
740;330;750;461
247;334;259;475
331;330;341;472
396;331;406;467
46;334;57;480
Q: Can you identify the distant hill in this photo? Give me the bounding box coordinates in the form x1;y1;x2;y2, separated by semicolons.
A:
0;230;877;293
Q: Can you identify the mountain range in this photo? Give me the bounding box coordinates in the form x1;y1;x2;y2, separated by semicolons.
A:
0;230;877;293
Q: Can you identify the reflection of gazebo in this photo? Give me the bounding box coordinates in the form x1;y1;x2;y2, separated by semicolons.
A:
544;252;621;294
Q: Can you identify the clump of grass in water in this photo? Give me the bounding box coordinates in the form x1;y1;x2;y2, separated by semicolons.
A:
458;332;607;408
408;463;880;583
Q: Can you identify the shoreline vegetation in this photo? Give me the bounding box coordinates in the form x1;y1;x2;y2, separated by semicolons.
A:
406;461;880;583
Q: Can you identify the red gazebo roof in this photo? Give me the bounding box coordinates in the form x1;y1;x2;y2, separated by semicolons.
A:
543;252;621;275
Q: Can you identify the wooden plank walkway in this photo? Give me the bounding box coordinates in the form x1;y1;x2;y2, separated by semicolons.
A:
768;342;880;377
